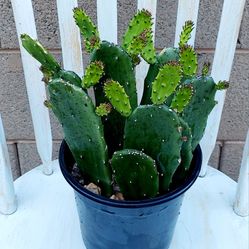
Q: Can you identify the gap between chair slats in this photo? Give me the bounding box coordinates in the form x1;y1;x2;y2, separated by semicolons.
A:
200;0;246;176
56;0;84;77
11;0;53;175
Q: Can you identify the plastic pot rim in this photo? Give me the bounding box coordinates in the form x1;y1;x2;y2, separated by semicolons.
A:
59;140;202;209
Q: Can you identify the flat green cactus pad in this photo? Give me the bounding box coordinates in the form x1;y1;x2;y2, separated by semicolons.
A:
104;80;132;117
48;79;112;196
111;149;159;200
179;20;194;47
215;80;229;90
141;47;180;105
182;76;217;149
179;45;198;77
95;103;112;117
82;61;104;89
122;9;156;64
124;105;183;192
151;62;182;105
170;84;194;113
21;34;61;73
73;8;100;52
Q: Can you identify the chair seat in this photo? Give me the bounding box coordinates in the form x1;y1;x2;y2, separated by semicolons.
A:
0;161;248;249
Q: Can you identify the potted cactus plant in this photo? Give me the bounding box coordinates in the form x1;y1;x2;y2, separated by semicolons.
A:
21;8;228;249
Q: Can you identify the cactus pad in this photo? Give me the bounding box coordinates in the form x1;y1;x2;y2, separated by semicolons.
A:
178;20;194;47
122;9;156;64
202;62;211;76
179;45;198;77
73;8;100;52
21;34;60;73
215;80;229;90
48;79;112;196
57;70;82;88
111;149;159;200
104;80;132;117
95;103;112;117
141;47;180;104
182;76;217;149
82;61;104;89
151;62;182;105
170;84;194;113
124;105;183;192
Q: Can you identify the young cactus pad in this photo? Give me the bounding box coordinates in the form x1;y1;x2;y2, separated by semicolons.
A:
141;47;180;105
104;80;132;117
73;8;100;52
21;34;61;73
151;62;182;105
124;105;183;192
178;20;194;47
95;103;112;117
170;84;194;113
179;45;198;77
48;79;112;196
111;149;159;200
122;9;156;64
82;61;104;89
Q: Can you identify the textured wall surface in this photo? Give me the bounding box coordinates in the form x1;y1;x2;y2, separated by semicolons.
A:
0;0;248;181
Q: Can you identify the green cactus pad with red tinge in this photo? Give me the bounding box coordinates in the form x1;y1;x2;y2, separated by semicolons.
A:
73;8;100;52
82;61;104;89
151;62;182;105
122;9;156;64
95;103;112;117
111;149;159;200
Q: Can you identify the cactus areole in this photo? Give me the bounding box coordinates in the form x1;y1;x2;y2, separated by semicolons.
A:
21;8;228;249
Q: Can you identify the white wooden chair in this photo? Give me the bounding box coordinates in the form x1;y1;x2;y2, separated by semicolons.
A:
0;0;248;248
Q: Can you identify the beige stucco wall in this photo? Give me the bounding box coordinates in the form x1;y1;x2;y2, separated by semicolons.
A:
0;0;248;180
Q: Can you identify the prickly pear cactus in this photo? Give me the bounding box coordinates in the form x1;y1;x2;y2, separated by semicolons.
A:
91;41;137;155
181;76;229;149
141;47;180;105
111;149;159;200
179;45;198;78
48;79;112;196
73;8;100;52
95;103;112;117
178;20;194;47
170;84;194;113
151;62;182;105
104;80;132;117
122;9;156;64
82;61;104;89
124;105;183;192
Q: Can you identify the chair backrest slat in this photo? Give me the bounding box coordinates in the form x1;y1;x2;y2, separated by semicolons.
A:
136;0;158;103
11;0;53;175
174;0;200;47
234;129;249;217
56;0;84;77
200;0;246;176
0;115;17;215
97;0;117;43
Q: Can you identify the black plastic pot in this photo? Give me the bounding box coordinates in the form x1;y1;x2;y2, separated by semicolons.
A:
59;141;202;249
